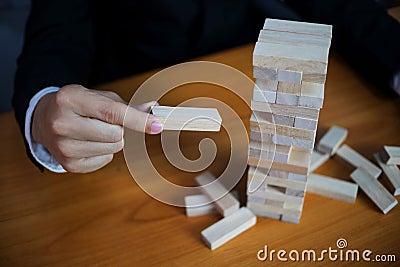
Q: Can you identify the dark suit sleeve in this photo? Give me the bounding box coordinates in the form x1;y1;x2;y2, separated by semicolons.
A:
13;0;94;169
285;0;400;94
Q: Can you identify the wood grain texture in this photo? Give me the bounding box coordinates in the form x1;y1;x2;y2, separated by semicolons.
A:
317;125;348;156
0;44;399;266
263;18;333;37
258;29;331;48
374;153;400;196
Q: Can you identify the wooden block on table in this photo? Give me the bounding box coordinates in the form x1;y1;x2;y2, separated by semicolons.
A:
152;106;222;132
336;145;382;179
256;79;278;92
253;66;278;80
195;172;240;217
251;101;320;120
185;194;217;217
350;168;398;214
258;29;332;48
294;116;318;130
277;70;303;84
277;81;302;95
201;207;256;250
307;173;358;203
379;146;400;165
298;82;324;109
373;153;400;196
252;87;276;103
310;150;330;172
317;125;348;156
263;18;333;38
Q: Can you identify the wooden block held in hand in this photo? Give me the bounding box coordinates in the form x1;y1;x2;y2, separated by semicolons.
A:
350;168;397;214
185;194;217;217
307;173;358;203
201;207;256;250
152;106;222;132
336;145;382;179
380;146;400;165
317;125;348;156
195;172;240;217
374;153;400;196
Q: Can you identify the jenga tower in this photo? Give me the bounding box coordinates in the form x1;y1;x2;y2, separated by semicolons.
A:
247;19;333;223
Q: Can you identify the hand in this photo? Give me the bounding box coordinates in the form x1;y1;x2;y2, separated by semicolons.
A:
32;84;163;173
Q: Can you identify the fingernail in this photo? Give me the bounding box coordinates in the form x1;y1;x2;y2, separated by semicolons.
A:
151;121;163;133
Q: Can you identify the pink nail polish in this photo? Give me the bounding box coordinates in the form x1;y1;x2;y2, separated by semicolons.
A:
151;121;163;133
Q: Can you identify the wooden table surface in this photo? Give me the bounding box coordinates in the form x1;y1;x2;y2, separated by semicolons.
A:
1;42;400;266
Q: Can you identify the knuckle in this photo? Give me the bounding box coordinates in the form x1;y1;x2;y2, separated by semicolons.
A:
49;118;65;136
61;159;81;173
100;102;124;124
56;140;74;158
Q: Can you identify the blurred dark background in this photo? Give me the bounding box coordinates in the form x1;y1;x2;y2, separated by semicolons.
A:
0;0;399;114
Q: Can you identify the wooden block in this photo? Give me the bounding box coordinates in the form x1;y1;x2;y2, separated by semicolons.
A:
276;92;299;106
281;214;301;224
152;106;222;132
201;207;256;250
253;42;328;76
247;202;302;219
298;82;324;108
249;129;273;144
248;166;306;191
248;206;281;220
373;153;400;196
248;140;291;163
195;172;240;217
307;174;358;203
263;18;333;38
273;134;292;146
252;87;276;103
255;79;278;92
253;66;278;80
277;70;303;84
294;116;317;130
273;114;295;127
258;29;332;48
350;168;398;214
268;169;290;179
336;145;382;179
248;184;304;205
310;150;330;172
251;101;320;120
285;188;305;197
252;111;273;123
380;146;400;165
317;125;348;156
288;173;307;182
277;81;302;95
292;137;315;149
185;195;217;217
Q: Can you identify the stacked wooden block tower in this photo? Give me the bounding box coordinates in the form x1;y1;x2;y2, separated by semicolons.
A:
247;18;333;223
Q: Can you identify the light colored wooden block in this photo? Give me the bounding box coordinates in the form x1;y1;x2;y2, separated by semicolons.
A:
374;153;400;196
253;66;278;80
251;101;320;120
317;125;348;156
298;82;324;108
255;79;278;92
277;70;303;84
253;42;328;77
258;29;332;48
185;194;217;217
247;202;302;220
273;134;292;146
252;87;276;103
152;106;222;132
292;137;315;150
195;172;240;217
252;111;273;123
249;207;282;220
248;167;306;191
273;114;295;127
294;116;317;130
276;92;299;106
201;207;256;250
380;146;400;165
249;129;273;144
281;214;301;224
350;168;398;214
248;184;304;205
248;140;291;163
285;188;305;197
310;150;330;172
268;169;290;179
336;145;382;179
288;173;308;182
277;81;302;95
307;174;358;203
263;18;333;38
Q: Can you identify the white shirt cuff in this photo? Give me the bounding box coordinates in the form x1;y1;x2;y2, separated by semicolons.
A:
25;87;67;173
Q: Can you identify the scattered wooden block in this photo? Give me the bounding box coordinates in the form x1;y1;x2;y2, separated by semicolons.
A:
294;116;318;130
317;125;348;156
258;29;332;48
277;70;303;84
336;145;382;179
195;172;240;217
251;101;320;120
201;207;256;250
253;66;278;80
310;150;330;172
185;194;217;217
307;174;358;203
373;153;400;196
350;168;398;214
151;106;222;132
263;18;333;38
256;79;278;91
379;146;400;165
252;87;276;103
298;81;324;108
